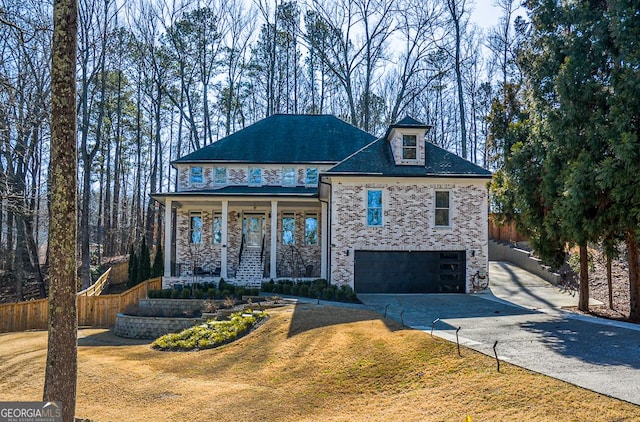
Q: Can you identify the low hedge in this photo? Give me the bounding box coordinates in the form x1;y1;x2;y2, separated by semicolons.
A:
151;310;267;351
148;279;259;300
261;279;358;303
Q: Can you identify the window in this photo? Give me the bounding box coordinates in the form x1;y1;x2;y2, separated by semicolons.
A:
435;191;450;226
282;167;296;186
402;135;417;160
305;214;318;245
282;213;295;245
214;167;227;185
367;190;383;226
249;167;262;186
305;167;318;185
190;166;203;185
212;213;222;244
190;212;203;244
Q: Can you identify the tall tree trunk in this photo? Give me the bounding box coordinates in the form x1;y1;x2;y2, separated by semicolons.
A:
44;0;78;418
606;252;613;309
626;229;640;321
578;244;589;312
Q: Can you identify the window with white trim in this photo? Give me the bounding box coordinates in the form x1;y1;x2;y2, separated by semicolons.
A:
305;214;318;245
367;190;383;226
212;213;222;244
190;166;203;185
282;167;296;186
282;213;295;245
190;212;203;244
305;167;318;185
435;191;450;226
248;167;262;186
213;167;227;185
402;135;417;160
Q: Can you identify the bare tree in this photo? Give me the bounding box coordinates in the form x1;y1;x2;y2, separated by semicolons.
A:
43;0;78;419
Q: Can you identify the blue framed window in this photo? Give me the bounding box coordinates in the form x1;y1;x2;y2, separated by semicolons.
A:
190;166;203;185
305;168;318;185
282;213;295;245
190;212;203;244
305;214;318;245
213;213;222;244
367;190;383;226
214;167;227;184
249;167;262;186
282;167;296;186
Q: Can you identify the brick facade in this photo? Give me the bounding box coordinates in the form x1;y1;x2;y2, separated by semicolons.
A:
328;177;488;292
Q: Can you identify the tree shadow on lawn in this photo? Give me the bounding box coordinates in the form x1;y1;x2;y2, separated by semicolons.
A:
286;303;407;338
519;317;640;369
78;329;152;347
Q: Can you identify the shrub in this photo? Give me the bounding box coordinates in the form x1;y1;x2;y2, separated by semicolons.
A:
181;289;191;299
298;284;309;297
313;278;328;289
308;286;319;299
170;289;180;299
248;288;260;296
282;284;292;295
221;289;231;299
334;288;344;301
152;310;267;351
193;288;204;299
322;287;334;301
206;288;216;300
274;284;283;294
262;280;275;293
290;284;299;296
236;287;247;298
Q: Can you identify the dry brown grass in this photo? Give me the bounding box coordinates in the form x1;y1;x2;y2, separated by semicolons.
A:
1;304;638;421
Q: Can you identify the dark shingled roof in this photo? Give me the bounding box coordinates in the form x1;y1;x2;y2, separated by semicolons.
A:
173;114;376;164
391;116;430;128
325;138;492;178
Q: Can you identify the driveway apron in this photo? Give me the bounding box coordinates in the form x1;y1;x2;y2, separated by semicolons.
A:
358;262;640;406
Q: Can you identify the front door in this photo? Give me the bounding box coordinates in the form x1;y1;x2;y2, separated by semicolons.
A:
244;215;263;248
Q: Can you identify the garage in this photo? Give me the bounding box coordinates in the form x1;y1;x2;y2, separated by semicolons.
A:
353;251;466;293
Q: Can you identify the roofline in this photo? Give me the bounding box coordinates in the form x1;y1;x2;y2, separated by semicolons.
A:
320;172;492;179
171;160;341;166
152;191;319;200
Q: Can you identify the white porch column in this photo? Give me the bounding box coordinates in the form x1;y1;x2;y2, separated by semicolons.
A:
270;200;278;279
321;201;328;279
221;200;229;279
163;199;172;278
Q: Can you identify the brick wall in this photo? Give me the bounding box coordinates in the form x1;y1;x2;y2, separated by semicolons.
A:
329;178;488;291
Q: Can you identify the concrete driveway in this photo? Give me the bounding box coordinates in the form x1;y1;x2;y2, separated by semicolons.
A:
358;261;640;406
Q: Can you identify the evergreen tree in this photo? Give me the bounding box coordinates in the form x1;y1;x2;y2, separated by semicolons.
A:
137;237;151;285
128;244;138;287
151;243;164;278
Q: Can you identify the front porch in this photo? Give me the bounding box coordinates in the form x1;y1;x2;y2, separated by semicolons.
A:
161;197;328;289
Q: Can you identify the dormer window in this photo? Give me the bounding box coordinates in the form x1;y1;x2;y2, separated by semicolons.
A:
305;168;318;185
402;135;417;160
214;167;227;185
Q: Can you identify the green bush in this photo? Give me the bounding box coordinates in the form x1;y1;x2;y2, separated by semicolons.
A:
171;289;180;299
282;284;292;295
274;284;283;294
193;288;204;299
152;310;267;351
313;278;328;289
308;286;319;299
236;287;247;298
181;289;191;299
322;287;334;301
334;288;344;301
299;284;309;297
290;284;299;296
221;289;231;299
262;280;275;293
206;288;216;299
248;288;259;296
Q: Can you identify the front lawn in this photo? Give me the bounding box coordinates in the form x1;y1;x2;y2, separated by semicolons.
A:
0;305;637;421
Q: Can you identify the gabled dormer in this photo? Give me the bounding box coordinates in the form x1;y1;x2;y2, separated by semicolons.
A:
385;116;431;166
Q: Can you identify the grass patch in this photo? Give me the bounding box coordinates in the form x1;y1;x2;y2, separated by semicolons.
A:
151;310;267;351
0;305;638;421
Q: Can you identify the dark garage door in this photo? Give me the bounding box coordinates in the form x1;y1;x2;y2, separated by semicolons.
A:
354;251;465;293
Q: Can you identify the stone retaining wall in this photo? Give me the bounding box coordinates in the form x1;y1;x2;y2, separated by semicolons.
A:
113;313;201;339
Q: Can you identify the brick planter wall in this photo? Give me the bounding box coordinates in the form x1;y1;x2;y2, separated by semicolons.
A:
138;299;207;317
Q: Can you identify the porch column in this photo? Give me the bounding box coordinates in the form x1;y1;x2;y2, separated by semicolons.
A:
321;201;328;279
221;200;229;279
163;199;172;278
270;200;278;279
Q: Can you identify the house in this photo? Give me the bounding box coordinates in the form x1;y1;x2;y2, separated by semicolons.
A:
152;114;492;293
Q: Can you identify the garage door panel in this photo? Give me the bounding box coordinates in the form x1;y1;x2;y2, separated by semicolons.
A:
354;251;465;293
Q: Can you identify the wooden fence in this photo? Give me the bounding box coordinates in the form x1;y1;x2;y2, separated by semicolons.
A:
106;260;128;285
488;215;527;243
77;268;111;296
0;277;161;333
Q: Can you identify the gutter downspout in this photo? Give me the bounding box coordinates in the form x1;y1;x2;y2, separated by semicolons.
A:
319;178;332;284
